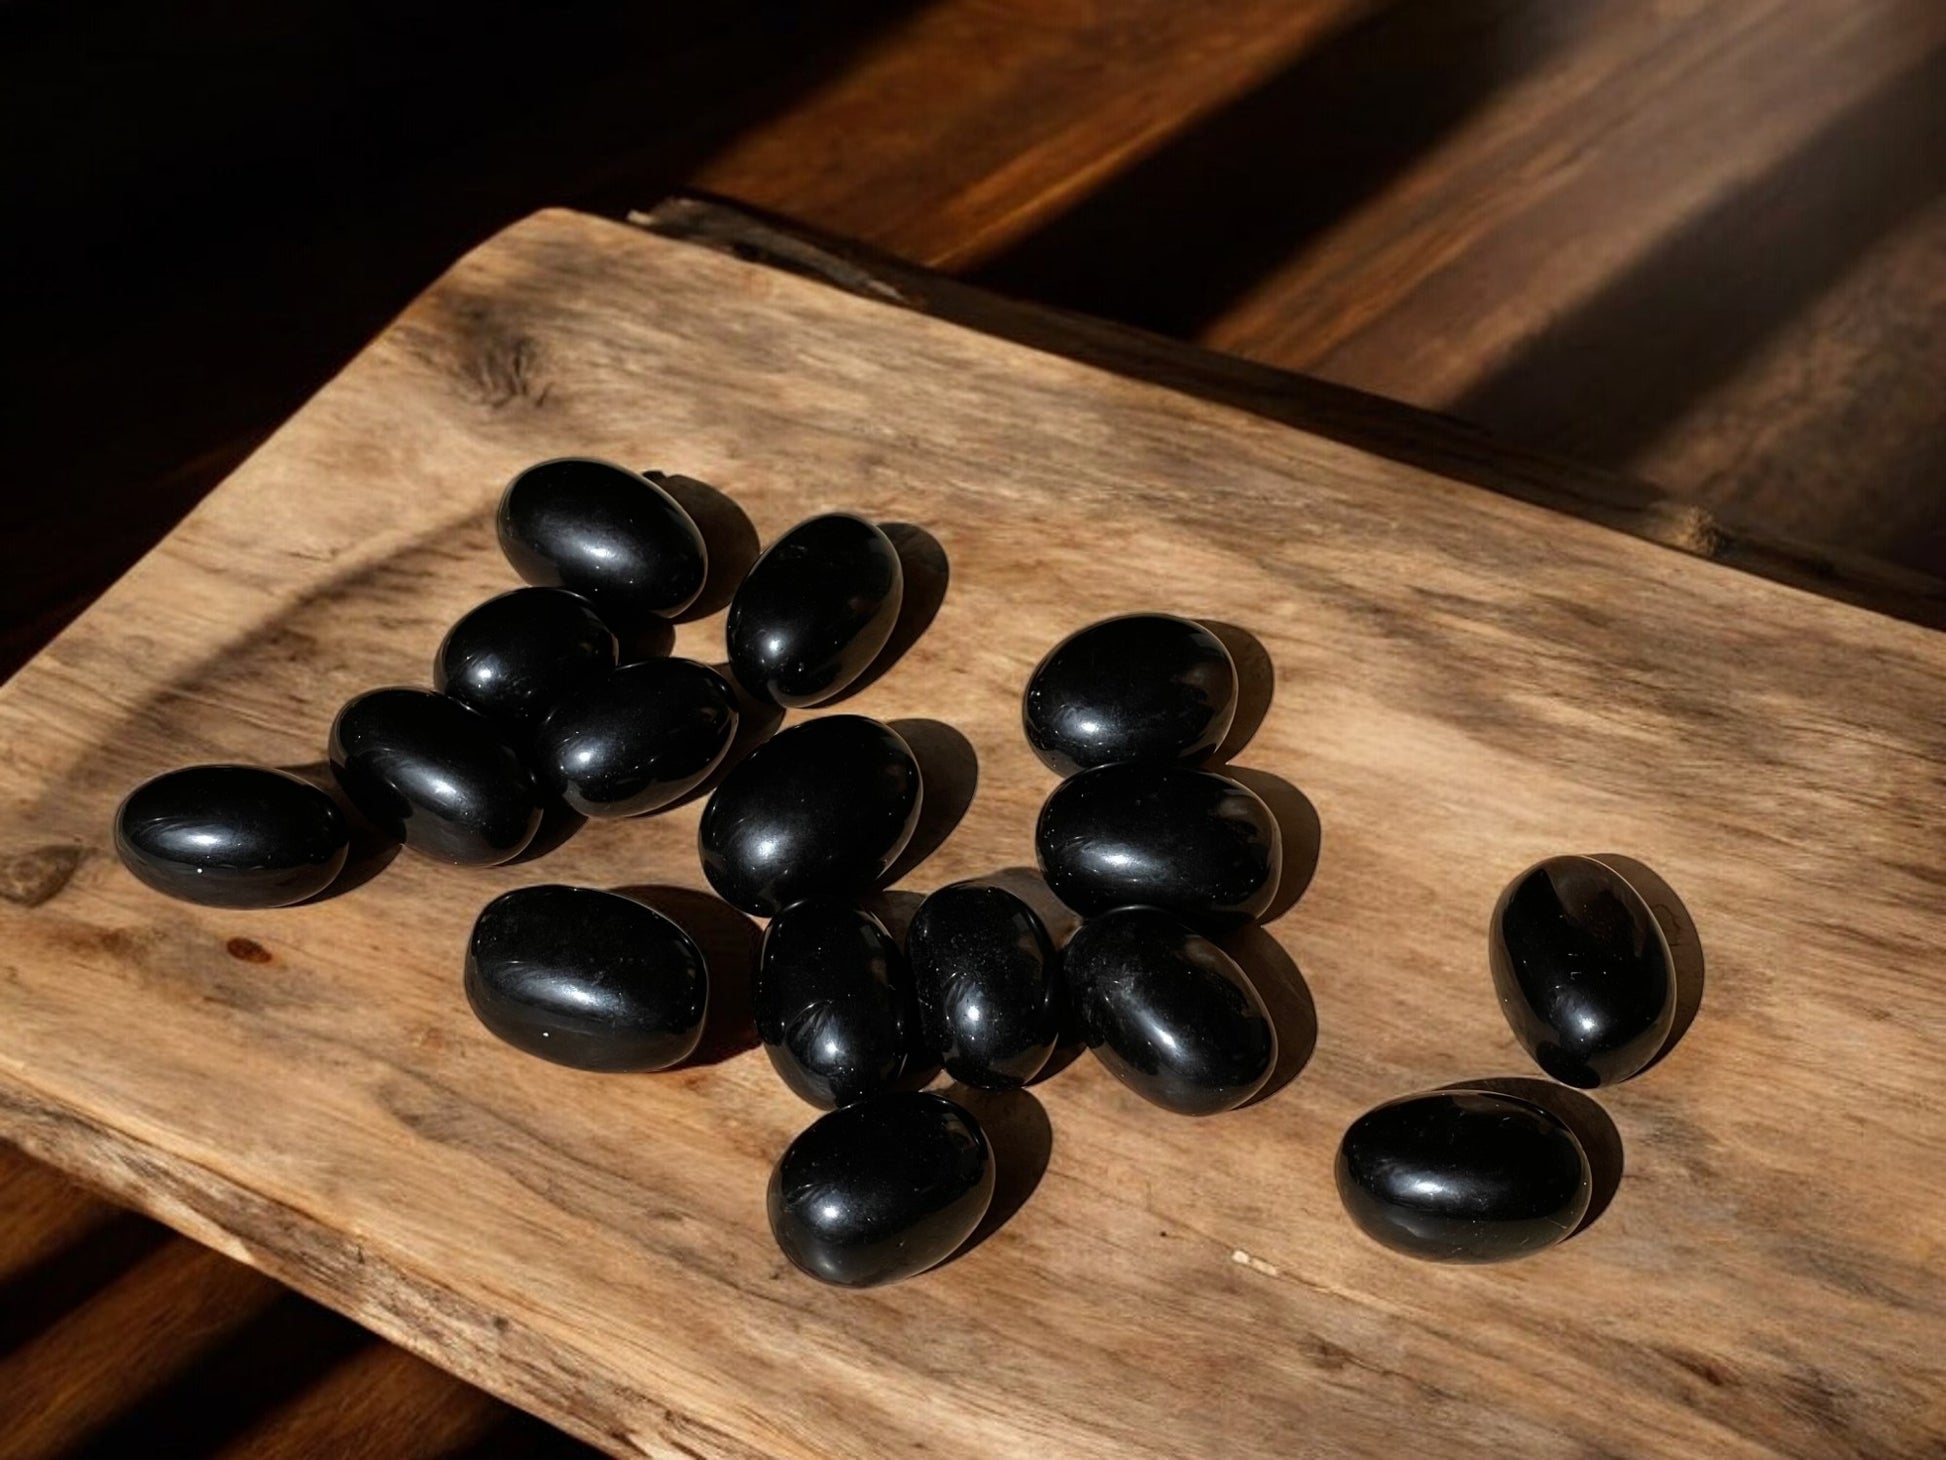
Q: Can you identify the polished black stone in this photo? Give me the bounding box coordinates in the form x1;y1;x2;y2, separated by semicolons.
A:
1063;906;1275;1115
1335;1089;1593;1262
497;457;708;628
1491;855;1676;1088
1036;763;1281;926
465;884;707;1071
328;687;541;865
909;882;1063;1090
533;658;739;818
756;899;913;1109
697;715;921;916
1022;613;1237;776
114;764;348;908
725;513;902;707
768;1091;994;1287
433;587;617;742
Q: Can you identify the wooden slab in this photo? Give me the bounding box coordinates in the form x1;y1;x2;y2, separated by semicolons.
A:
1;208;1942;1458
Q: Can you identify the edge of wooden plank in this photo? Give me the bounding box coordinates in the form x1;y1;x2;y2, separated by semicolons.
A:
629;192;1946;634
0;1077;754;1460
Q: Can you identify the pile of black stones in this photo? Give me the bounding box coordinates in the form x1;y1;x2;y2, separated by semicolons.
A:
114;457;1691;1284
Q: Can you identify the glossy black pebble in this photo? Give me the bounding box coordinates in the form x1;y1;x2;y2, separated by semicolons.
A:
329;688;541;866
1036;763;1281;926
1022;613;1238;776
433;587;617;741
909;882;1063;1090
756;899;913;1108
725;513;902;707
534;658;739;818
1491;855;1676;1088
114;765;348;908
497;458;708;627
1336;1090;1593;1263
465;884;706;1071
1063;907;1275;1115
768;1091;994;1287
698;715;921;916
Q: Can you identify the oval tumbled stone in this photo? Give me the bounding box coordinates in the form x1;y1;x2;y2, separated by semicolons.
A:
1063;906;1276;1115
1490;855;1677;1088
726;513;903;707
329;687;541;866
756;899;912;1109
1036;763;1281;926
497;458;708;627
114;764;348;908
433;586;617;742
908;881;1063;1090
697;715;921;916
768;1091;994;1287
1022;613;1237;775
1335;1089;1593;1263
534;657;740;818
465;884;707;1071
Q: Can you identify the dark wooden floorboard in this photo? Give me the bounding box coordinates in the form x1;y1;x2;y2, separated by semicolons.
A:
0;1145;597;1459
967;0;1598;340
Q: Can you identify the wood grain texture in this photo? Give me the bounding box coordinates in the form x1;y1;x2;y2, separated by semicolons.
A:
635;194;1946;632
2;209;1944;1458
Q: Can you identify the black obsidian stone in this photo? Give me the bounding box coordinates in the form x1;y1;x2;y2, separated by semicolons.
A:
908;882;1063;1090
328;687;541;866
113;764;348;908
725;513;902;707
1036;763;1281;926
697;715;922;916
533;658;739;818
755;899;913;1109
1022;613;1237;776
1336;1089;1593;1263
1491;855;1676;1088
497;458;708;628
768;1091;994;1287
433;587;617;742
1063;906;1275;1115
464;884;707;1071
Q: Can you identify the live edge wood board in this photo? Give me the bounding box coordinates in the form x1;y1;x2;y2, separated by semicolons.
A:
1;209;1942;1459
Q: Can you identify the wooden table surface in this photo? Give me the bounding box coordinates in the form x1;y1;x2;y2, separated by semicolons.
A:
2;209;1942;1458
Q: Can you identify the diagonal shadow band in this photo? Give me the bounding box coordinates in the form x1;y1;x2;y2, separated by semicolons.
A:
970;0;1595;337
58;1289;380;1459
28;505;501;843
0;1209;174;1362
1455;46;1946;474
